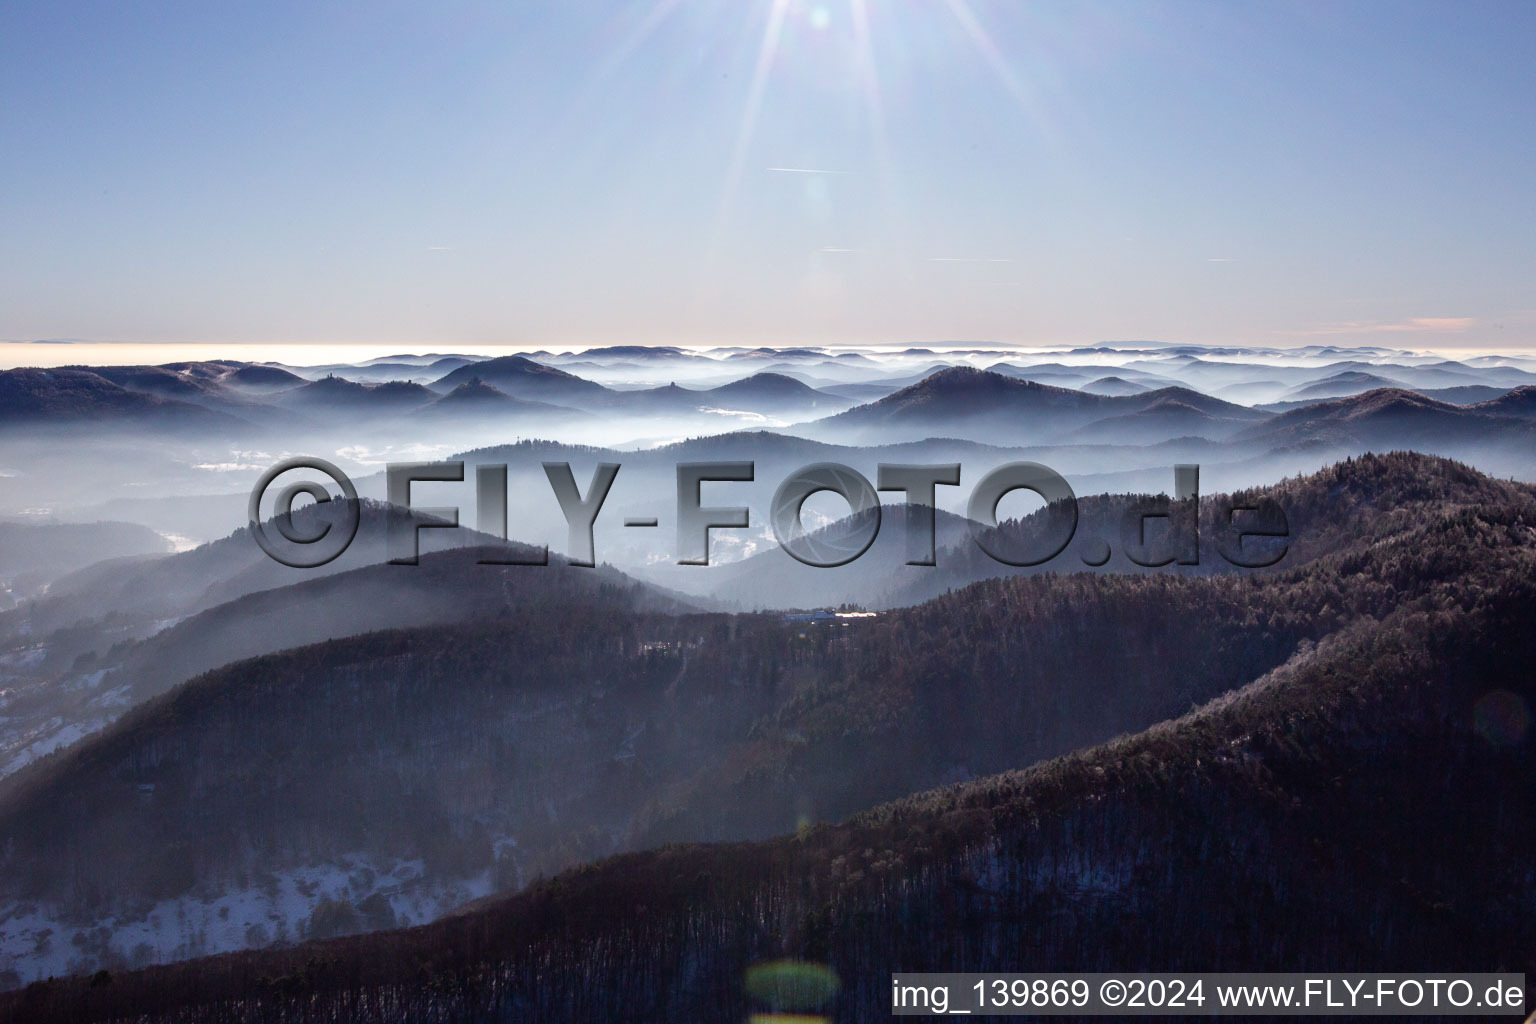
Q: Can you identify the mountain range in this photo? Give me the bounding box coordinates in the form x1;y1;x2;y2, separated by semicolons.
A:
1;452;1530;1019
4;344;1536;1012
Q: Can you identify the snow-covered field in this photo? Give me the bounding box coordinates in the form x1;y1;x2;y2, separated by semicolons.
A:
0;853;500;984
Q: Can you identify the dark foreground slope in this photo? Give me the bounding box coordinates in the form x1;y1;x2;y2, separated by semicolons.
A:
0;547;1315;978
8;457;1504;953
1;453;1532;1021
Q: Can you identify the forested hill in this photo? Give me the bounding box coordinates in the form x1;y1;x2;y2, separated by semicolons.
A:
2;451;1533;1021
649;450;1530;612
880;449;1529;606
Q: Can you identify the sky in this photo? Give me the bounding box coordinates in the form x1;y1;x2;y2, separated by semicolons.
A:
2;0;1534;356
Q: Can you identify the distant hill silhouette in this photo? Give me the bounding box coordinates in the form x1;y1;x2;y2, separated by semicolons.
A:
412;379;590;421
275;376;436;413
1080;375;1150;395
623;372;853;417
432;355;612;405
1237;386;1536;447
223;364;306;390
0;368;244;432
1284;369;1405;400
807;367;1264;444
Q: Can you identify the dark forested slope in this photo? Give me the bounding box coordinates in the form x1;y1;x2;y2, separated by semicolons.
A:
0;454;1531;1012
4;458;1531;1022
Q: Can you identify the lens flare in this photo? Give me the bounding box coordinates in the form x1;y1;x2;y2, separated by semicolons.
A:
746;959;842;1014
1473;690;1530;747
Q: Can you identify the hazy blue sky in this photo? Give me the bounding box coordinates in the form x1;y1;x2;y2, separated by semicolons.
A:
2;0;1533;352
